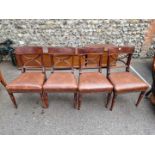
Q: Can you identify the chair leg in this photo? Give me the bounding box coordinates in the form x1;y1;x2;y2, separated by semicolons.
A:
78;93;82;110
145;89;152;97
110;92;117;111
1;79;7;87
40;92;48;108
74;93;78;109
105;92;112;108
8;92;17;108
136;91;145;107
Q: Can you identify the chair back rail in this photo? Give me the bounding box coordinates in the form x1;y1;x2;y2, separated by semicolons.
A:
15;46;45;74
78;47;104;74
107;45;135;77
48;47;76;73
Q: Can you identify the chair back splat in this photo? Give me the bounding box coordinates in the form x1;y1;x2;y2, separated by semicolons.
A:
77;47;104;74
15;46;45;74
48;47;76;73
107;45;135;77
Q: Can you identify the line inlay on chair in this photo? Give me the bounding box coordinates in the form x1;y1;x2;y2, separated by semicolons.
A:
43;47;78;108
106;45;149;111
77;47;113;110
6;46;47;108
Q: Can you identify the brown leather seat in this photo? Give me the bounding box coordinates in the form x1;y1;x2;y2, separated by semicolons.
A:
109;72;148;93
79;72;113;93
43;72;77;92
6;72;45;92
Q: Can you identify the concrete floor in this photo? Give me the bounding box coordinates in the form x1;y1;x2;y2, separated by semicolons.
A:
0;58;155;135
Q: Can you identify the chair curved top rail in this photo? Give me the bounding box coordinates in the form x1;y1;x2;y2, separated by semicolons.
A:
107;45;135;76
15;46;45;73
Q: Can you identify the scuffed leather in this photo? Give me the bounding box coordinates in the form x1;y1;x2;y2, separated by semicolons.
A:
43;72;77;92
79;72;113;93
6;72;45;92
109;72;149;93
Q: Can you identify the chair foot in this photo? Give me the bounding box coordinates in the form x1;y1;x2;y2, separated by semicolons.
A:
105;92;112;108
8;92;17;108
136;91;145;107
110;92;117;111
77;93;82;110
41;92;48;108
74;93;78;109
145;89;152;98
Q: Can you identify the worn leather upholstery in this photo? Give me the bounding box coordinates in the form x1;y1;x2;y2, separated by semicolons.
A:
109;72;149;93
79;72;113;93
6;72;45;92
43;72;77;92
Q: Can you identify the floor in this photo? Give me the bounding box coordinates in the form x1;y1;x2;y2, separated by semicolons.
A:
0;58;155;135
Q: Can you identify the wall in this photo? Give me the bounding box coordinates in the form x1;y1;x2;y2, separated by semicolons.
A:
0;19;152;57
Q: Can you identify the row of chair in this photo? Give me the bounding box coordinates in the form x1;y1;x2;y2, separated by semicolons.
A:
1;45;149;111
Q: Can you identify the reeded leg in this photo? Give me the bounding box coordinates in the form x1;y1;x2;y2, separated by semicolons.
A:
74;93;78;109
110;92;117;111
78;93;82;110
105;92;112;108
40;92;48;108
136;91;145;107
8;92;17;108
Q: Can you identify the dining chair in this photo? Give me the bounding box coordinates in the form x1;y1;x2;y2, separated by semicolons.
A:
6;46;47;108
43;47;78;108
0;69;7;87
106;45;149;111
77;47;113;110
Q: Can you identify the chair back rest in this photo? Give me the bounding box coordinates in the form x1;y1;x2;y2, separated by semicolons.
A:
15;46;45;73
48;47;76;73
78;47;104;74
107;45;135;77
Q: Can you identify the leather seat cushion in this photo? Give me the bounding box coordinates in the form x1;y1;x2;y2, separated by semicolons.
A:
109;72;149;93
79;72;113;93
6;72;45;92
43;72;77;92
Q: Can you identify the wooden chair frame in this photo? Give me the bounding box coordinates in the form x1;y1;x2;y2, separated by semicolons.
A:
43;47;78;108
6;46;47;108
0;70;7;87
77;47;113;110
106;46;147;111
